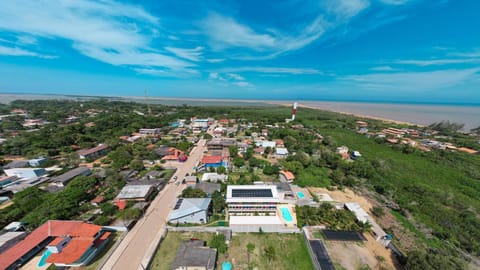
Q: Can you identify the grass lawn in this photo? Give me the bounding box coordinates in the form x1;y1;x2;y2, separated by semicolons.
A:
149;232;216;270
227;233;314;270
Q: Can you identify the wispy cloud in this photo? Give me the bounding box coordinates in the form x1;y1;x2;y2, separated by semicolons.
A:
371;65;397;71
232;81;253;88
218;67;322;75
226;73;245;80
342;68;479;90
395;58;480;66
0;45;56;59
378;0;411;5
165;46;204;62
0;0;196;75
324;0;370;19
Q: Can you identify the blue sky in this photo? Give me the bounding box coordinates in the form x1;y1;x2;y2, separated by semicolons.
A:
0;0;479;103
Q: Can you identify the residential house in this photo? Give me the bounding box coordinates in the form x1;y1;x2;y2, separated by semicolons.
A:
254;147;265;155
4;168;46;180
51;167;91;187
279;170;295;182
139;128;161;136
0;220;111;269
171;240;217;270
201;156;226;170
2;160;29;169
275;147;289;158
168;198;212;224
116;184;154;201
77;144;109;160
28;157;47;167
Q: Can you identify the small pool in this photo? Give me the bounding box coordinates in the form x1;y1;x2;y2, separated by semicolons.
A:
37;249;52;268
280;206;294;223
222;261;232;270
297;191;305;199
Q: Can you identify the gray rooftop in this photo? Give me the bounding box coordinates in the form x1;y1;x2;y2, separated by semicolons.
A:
171;240;217;270
116;184;153;200
169;198;211;221
3;160;28;170
195;182;220;195
51;167;91;185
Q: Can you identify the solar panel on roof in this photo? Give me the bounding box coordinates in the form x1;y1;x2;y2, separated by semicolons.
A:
174;198;183;210
231;189;273;198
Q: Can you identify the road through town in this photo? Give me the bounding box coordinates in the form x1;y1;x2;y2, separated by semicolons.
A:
101;138;207;270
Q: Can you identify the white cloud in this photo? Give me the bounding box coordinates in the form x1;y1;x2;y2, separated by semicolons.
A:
325;0;370;19
134;68;199;78
0;45;56;59
378;0;410;5
17;35;37;45
343;68;479;90
232;81;253;88
165;46;203;62
206;58;225;63
395;58;480;66
219;67;322;75
201;13;276;51
201;13;327;58
0;0;196;76
371;65;396;71
209;72;226;81
227;73;245;81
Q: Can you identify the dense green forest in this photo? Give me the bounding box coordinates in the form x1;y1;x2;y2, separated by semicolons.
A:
1;99;479;269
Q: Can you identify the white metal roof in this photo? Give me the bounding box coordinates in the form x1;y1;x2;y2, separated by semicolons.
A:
345;202;369;224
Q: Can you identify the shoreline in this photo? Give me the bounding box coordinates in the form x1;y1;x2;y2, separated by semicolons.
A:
269;101;421;126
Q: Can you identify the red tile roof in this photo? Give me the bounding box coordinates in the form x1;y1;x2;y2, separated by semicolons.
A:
201;156;223;164
78;144;108;156
0;220;104;269
279;170;295;180
47;238;94;264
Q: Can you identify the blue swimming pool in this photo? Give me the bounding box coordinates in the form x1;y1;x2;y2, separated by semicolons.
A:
297;191;305;199
280;206;293;223
37;249;52;268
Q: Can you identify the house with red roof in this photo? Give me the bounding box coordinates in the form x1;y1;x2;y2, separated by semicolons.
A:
279;170;295;182
77;144;109;160
0;220;112;269
201;155;226;170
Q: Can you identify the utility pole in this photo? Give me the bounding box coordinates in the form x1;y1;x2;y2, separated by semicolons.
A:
144;89;152;116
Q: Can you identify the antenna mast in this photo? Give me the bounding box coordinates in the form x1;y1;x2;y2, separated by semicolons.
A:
144;89;152;116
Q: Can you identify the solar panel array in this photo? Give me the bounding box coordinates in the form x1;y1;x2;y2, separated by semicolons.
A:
231;189;273;198
322;230;366;241
174;198;183;210
309;240;335;270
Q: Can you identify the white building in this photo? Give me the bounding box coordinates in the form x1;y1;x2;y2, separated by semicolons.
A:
226;185;279;215
275;147;289;158
4;168;46;180
168;198;211;224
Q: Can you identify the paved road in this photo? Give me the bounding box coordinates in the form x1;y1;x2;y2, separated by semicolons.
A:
102;138;207;270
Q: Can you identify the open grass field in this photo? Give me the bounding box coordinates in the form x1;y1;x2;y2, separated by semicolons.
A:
227;233;314;270
149;232;216;270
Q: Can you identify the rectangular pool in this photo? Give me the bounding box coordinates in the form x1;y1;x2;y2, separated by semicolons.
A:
297;191;305;199
280;206;293;223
